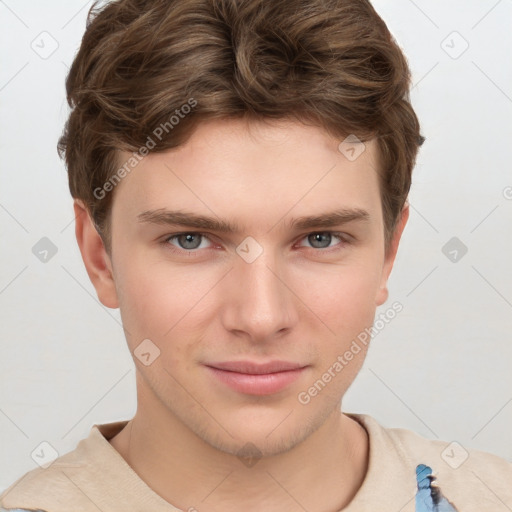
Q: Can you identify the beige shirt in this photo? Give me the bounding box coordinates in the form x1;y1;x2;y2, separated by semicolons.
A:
1;413;511;512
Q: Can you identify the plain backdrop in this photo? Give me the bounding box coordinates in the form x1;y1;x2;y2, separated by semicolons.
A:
1;0;511;493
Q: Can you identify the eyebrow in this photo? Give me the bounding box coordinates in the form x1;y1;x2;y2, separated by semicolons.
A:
136;207;370;233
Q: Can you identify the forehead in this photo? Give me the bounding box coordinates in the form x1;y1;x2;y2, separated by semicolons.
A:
110;118;382;229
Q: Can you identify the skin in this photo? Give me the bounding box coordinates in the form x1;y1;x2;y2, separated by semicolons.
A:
74;117;409;512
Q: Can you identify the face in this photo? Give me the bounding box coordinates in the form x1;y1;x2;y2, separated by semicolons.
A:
79;117;406;457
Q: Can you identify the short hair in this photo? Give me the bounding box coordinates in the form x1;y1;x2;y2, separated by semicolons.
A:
57;0;424;255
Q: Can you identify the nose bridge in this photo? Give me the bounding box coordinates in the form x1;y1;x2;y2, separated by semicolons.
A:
223;243;297;339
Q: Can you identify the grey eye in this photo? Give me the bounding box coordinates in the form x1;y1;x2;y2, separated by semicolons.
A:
307;232;333;249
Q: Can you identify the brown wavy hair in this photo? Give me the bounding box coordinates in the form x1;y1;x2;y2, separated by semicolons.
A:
58;0;424;255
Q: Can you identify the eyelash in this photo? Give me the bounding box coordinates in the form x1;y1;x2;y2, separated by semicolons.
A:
160;231;351;257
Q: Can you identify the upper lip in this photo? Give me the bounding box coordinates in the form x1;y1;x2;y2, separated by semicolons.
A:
206;360;306;375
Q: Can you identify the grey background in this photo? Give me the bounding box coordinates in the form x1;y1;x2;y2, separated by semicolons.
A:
1;0;511;492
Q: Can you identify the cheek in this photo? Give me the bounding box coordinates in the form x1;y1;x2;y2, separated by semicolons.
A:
114;255;215;355
296;258;382;335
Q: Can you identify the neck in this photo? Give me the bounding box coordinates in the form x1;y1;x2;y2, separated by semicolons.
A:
109;382;369;512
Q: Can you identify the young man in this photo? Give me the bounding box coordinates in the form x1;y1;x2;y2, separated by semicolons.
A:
1;0;510;511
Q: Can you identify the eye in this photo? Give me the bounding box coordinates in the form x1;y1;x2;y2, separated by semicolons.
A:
161;230;350;256
163;232;213;252
297;231;349;251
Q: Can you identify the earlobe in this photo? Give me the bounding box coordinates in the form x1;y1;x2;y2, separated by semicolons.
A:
73;199;119;309
375;203;409;307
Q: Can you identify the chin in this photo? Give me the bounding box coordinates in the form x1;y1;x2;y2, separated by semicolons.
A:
191;405;330;460
203;425;311;459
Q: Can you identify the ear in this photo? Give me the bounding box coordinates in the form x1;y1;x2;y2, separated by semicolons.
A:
375;203;409;306
73;199;119;309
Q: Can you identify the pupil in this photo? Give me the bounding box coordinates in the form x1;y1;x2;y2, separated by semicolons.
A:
182;234;200;249
311;233;330;248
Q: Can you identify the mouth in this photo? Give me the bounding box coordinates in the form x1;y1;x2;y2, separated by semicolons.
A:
204;360;308;396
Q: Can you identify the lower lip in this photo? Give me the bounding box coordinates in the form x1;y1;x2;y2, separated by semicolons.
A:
206;366;306;395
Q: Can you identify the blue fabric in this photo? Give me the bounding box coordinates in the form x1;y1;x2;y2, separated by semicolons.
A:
415;464;458;511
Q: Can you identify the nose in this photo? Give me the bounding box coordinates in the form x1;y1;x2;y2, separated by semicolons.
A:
220;248;299;343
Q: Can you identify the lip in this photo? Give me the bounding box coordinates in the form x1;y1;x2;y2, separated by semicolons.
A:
205;360;308;396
